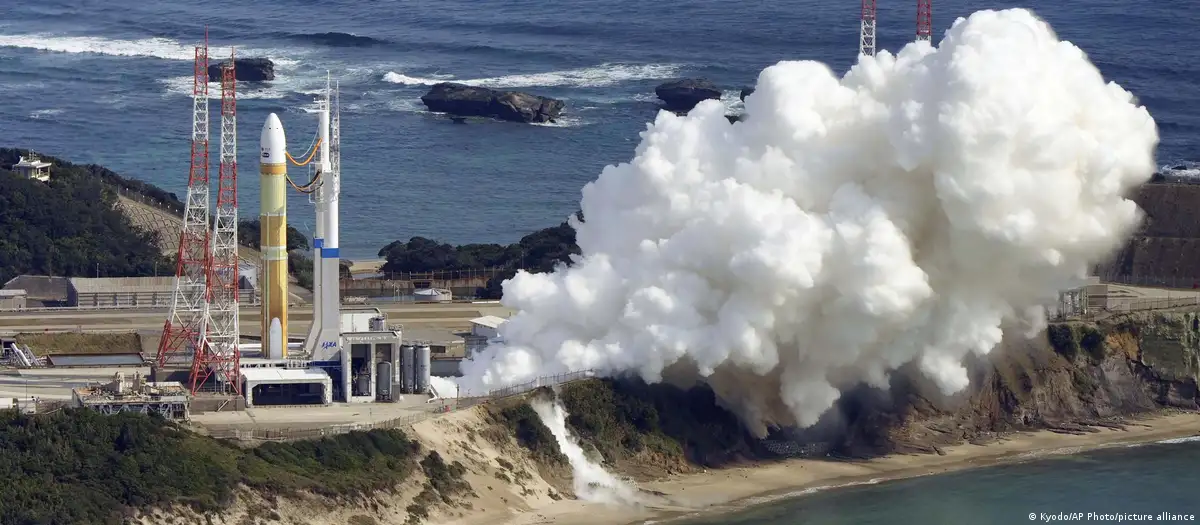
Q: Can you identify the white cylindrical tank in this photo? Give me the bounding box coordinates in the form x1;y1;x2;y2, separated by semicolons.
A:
377;361;392;401
414;344;432;394
413;288;452;303
400;344;415;393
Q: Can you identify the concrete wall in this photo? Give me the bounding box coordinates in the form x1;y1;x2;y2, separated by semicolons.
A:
432;358;462;377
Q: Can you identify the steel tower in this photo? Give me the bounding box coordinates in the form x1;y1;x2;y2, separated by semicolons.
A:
157;34;212;371
192;52;242;394
916;0;933;42
860;0;877;57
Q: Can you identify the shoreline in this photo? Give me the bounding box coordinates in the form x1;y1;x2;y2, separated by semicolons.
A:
496;411;1200;525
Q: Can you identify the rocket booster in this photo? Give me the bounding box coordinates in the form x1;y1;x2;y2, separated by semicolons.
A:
260;113;289;359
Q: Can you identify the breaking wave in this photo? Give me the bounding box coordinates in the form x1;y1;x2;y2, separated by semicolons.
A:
272;31;390;48
0;33;284;62
382;63;681;89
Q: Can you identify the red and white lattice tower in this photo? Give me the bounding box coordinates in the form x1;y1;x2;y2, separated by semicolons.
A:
191;51;242;394
860;0;877;57
157;34;212;372
916;0;933;42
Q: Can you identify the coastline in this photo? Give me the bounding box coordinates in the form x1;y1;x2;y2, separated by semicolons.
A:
493;411;1200;525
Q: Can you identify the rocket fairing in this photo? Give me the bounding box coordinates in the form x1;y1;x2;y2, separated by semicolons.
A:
260;113;289;358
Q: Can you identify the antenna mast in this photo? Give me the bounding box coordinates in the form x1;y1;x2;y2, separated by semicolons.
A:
860;0;877;57
917;0;933;42
194;48;242;394
157;31;212;374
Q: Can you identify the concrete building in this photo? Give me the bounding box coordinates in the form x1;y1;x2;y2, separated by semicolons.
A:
469;315;507;339
339;308;403;403
66;276;257;308
72;372;190;420
68;276;178;308
240;367;333;407
2;275;71;307
0;289;27;310
13;153;51;182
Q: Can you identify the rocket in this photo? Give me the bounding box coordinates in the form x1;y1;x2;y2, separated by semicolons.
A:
259;113;289;359
304;76;344;365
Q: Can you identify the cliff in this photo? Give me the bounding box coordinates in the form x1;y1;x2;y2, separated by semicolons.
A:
495;309;1200;475
1096;182;1200;283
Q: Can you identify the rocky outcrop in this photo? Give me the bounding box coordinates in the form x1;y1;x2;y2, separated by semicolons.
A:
420;83;564;124
207;58;275;82
740;86;755;101
654;79;722;112
802;311;1200;457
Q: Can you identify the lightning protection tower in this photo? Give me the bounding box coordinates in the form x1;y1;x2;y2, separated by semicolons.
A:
192;51;242;394
916;0;933;42
860;0;877;57
157;33;212;372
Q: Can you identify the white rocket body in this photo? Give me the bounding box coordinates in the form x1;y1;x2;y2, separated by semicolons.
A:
305;77;343;364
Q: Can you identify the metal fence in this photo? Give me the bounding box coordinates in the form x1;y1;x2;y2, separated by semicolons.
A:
1099;273;1200;290
1050;293;1200;321
204;369;597;443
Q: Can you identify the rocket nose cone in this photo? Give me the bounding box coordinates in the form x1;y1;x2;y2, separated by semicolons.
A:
260;113;286;164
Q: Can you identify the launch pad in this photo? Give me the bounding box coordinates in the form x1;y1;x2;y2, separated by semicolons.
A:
155;39;436;411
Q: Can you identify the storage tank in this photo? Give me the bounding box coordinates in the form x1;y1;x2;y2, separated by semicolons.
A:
400;344;415;393
355;371;370;397
377;361;392;401
413;288;452;303
368;316;386;332
413;344;432;395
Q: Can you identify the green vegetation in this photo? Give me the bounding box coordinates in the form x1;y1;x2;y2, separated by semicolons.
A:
0;409;437;525
1047;323;1107;362
405;451;473;525
378;212;582;299
494;379;760;470
0;149;172;284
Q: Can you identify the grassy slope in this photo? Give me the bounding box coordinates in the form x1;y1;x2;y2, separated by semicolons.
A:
0;409;471;525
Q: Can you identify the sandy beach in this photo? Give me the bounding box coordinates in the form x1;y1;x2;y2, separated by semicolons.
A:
494;411;1200;525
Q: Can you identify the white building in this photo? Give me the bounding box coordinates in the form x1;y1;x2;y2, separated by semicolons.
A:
13;154;51;182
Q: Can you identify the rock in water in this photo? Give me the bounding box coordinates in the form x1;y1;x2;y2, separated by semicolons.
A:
207;58;276;82
740;86;755;101
420;83;565;124
654;79;722;112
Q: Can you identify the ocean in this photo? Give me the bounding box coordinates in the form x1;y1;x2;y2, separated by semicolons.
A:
1;0;1197;260
681;438;1200;525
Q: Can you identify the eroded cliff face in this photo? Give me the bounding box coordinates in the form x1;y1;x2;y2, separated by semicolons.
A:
821;311;1200;457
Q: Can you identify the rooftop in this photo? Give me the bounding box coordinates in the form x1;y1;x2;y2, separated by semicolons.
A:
239;367;331;383
68;276;177;294
15;155;51;169
401;325;464;346
469;315;508;329
0;289;27;298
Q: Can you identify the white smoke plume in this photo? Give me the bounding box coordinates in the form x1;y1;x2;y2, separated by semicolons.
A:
531;398;642;505
459;8;1158;432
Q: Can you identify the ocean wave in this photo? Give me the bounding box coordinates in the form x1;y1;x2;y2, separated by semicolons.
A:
0;33;287;63
1158;161;1200;179
28;109;64;119
272;31;389;48
158;75;316;101
1155;435;1200;445
382;63;682;89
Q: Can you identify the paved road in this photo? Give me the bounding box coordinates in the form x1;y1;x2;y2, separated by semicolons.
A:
0;302;515;333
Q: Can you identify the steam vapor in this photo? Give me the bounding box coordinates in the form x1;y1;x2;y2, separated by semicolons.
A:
459;8;1158;433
